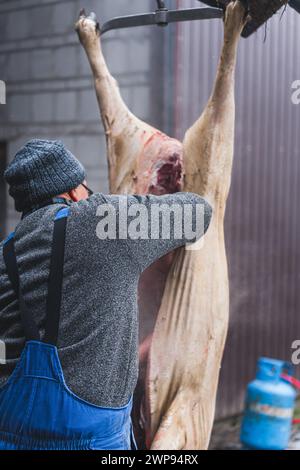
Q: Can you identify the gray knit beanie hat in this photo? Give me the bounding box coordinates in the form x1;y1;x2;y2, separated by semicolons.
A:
4;139;86;213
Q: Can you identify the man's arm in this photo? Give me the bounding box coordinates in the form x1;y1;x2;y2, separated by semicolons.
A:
103;192;212;272
71;191;212;273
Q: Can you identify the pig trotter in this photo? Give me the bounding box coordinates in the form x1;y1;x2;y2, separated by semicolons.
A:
75;9;100;45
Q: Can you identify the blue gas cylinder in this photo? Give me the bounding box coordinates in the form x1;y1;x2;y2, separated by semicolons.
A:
240;357;297;450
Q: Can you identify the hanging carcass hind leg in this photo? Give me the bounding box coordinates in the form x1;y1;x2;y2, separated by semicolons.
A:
75;10;183;196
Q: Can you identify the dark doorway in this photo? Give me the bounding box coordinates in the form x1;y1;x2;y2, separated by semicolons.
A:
0;142;7;240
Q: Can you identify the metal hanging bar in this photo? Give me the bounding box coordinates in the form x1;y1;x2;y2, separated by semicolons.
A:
100;3;223;36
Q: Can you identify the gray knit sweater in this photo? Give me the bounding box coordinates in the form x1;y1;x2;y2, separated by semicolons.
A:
0;192;212;407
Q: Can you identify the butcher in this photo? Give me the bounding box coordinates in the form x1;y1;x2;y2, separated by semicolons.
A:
0;138;212;450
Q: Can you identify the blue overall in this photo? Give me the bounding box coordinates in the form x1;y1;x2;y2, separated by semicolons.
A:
0;208;138;450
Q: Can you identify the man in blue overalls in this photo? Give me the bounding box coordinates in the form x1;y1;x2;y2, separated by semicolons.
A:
0;139;212;450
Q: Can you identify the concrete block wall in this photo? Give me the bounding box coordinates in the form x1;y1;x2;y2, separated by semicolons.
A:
0;0;163;235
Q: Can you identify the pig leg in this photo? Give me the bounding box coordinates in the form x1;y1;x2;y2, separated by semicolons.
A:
75;11;183;195
184;0;247;205
75;10;147;193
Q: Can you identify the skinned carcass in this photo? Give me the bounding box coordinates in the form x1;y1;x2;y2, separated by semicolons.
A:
76;0;247;450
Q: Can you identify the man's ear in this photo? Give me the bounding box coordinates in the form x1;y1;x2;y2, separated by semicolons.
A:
68;188;80;202
67;183;89;202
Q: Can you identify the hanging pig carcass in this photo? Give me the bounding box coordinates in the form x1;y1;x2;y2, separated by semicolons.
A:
75;0;247;450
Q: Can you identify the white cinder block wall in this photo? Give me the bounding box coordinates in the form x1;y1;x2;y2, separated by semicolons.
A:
0;0;163;236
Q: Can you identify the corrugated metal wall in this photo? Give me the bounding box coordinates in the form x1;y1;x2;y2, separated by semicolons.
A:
173;1;300;418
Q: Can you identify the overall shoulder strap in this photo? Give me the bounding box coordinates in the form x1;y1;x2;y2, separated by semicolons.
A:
44;207;69;345
3;234;40;341
3;206;70;345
